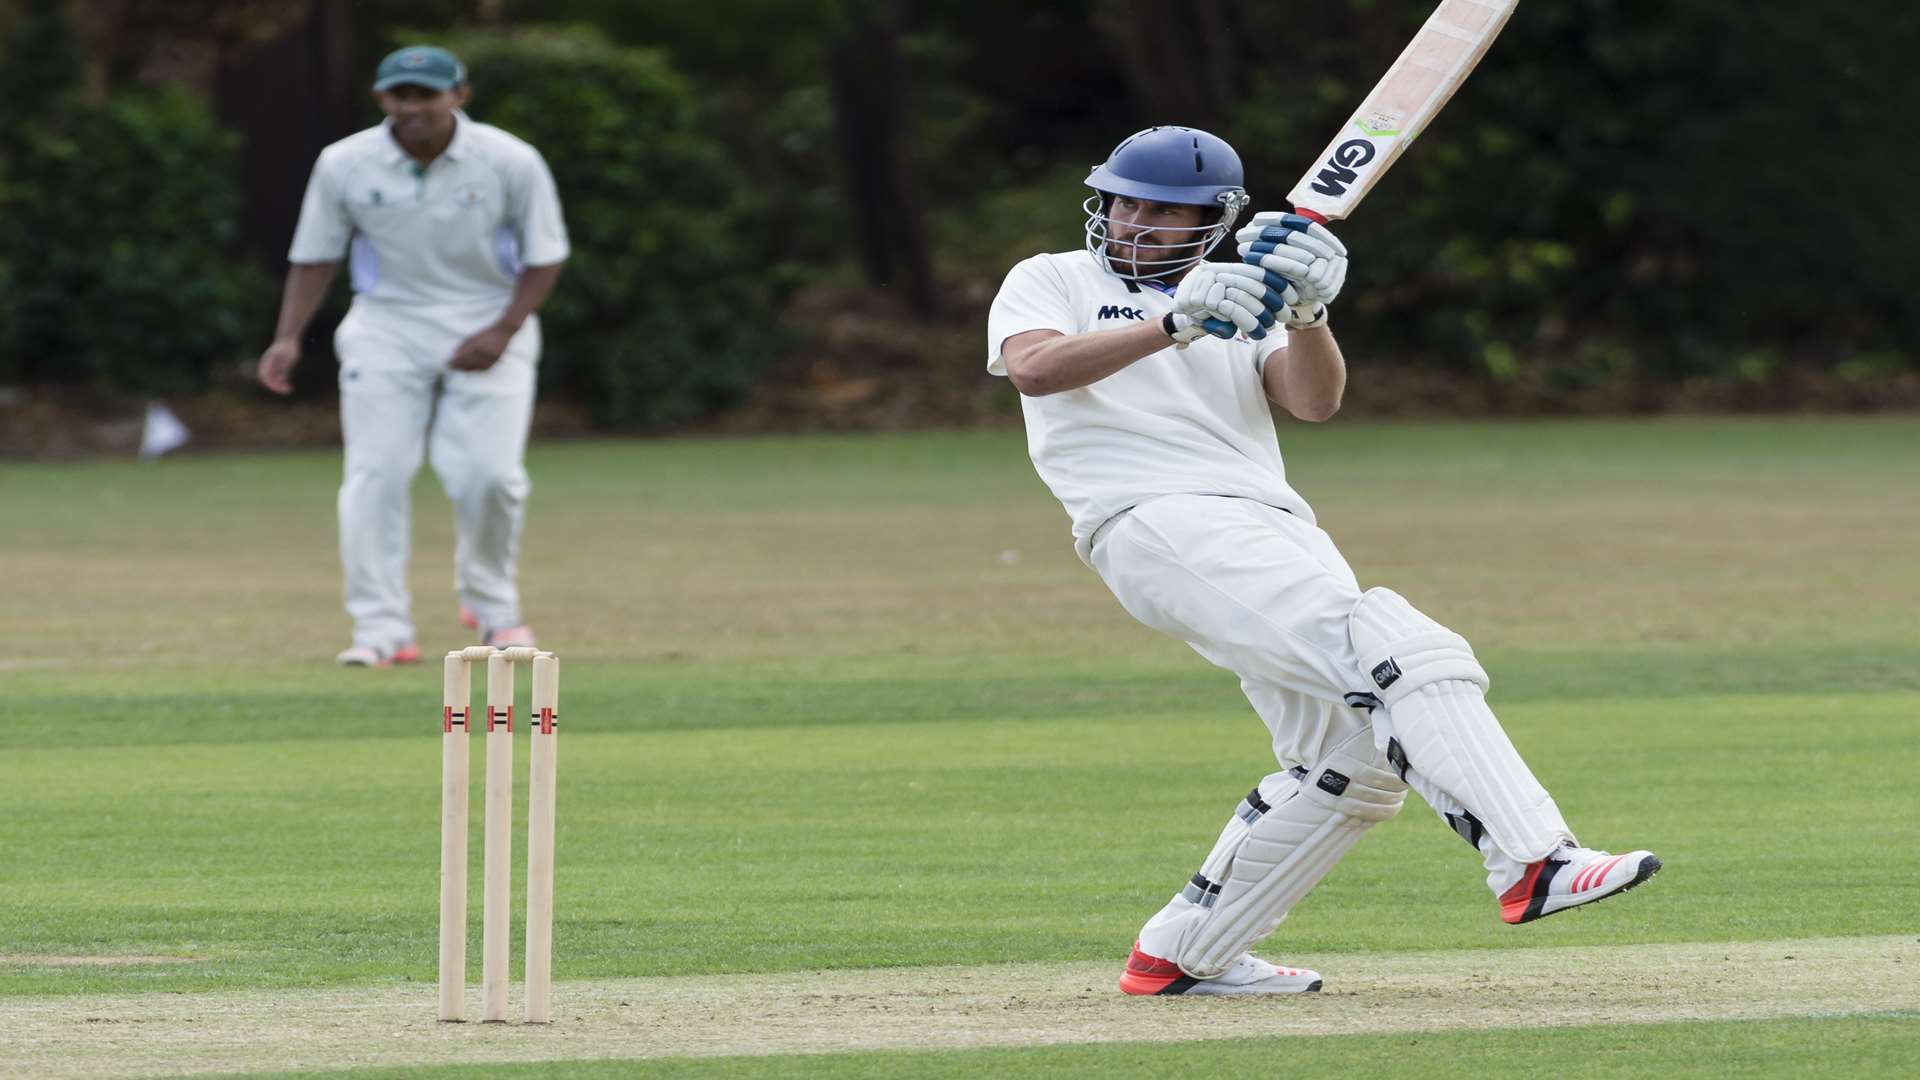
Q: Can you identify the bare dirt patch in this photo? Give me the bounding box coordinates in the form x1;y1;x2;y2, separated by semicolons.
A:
4;935;1913;1078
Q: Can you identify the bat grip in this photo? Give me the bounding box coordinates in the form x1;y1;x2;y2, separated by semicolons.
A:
1292;207;1329;225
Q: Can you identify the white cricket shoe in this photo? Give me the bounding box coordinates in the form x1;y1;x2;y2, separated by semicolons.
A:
464;609;539;650
1119;942;1322;996
484;624;537;649
1500;843;1662;924
334;642;421;668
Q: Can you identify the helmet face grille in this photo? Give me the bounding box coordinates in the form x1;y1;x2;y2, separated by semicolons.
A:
1082;194;1235;282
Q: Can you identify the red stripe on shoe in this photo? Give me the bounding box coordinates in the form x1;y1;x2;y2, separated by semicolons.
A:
1594;856;1625;891
1574;861;1600;893
1600;855;1628;888
1574;859;1603;893
1578;855;1627;893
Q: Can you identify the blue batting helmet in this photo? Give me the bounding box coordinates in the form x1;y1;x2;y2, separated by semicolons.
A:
1085;126;1247;206
1083;126;1251;281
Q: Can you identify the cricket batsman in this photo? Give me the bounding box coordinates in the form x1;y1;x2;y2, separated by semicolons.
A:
255;45;569;666
987;126;1662;996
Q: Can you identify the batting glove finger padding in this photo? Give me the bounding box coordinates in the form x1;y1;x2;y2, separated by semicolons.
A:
1174;265;1273;341
1245;247;1316;281
1211;264;1324;331
1213;267;1294;339
1231;211;1295;253
1218;287;1276;335
1235;213;1350;309
1277;225;1348;262
1234;213;1348;259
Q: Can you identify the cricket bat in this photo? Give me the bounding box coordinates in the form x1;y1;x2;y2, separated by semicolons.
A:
1288;0;1521;223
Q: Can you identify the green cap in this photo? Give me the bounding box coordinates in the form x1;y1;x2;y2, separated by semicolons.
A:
372;45;466;92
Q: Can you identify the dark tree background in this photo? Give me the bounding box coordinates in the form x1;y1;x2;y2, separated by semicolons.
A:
1;0;1914;423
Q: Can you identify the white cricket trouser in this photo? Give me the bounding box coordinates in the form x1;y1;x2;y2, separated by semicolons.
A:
1088;494;1533;893
335;302;539;650
1089;495;1370;768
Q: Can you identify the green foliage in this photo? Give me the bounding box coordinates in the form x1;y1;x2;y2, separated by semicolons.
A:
929;165;1087;278
434;25;787;429
6;0;1914;407
0;3;270;394
1216;0;1920;382
548;0;1918;388
0;0;79;122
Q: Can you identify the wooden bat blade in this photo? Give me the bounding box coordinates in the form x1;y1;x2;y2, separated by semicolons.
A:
1288;0;1520;222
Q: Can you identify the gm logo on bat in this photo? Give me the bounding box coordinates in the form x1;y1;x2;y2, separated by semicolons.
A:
1309;139;1378;197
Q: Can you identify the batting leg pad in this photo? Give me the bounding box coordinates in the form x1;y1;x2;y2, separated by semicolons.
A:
1349;587;1572;862
1156;730;1407;979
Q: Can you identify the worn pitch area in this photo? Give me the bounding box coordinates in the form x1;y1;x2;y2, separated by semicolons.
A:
6;935;1913;1078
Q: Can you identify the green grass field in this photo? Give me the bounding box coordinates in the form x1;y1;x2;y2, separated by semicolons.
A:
3;417;1917;1077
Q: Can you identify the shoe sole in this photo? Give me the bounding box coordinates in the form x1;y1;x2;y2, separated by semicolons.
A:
1177;978;1323;996
1121;973;1323;996
1156;977;1323;996
1516;855;1663;925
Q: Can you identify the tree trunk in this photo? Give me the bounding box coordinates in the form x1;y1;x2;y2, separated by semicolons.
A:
827;0;938;318
215;0;354;271
1093;0;1234;127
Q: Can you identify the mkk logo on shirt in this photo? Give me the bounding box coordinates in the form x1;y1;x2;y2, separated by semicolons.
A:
1097;305;1146;322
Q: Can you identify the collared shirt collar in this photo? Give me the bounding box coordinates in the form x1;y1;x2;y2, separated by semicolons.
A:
441;110;472;161
380;110;469;168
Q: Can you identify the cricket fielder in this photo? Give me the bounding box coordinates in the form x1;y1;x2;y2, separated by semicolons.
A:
256;46;568;666
988;126;1661;996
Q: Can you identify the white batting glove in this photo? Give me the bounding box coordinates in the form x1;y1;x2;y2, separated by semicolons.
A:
1172;263;1284;342
1170;263;1326;344
1216;262;1327;331
1233;265;1326;329
1235;212;1349;310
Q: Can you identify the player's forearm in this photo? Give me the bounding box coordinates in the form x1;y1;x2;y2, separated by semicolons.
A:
1005;321;1174;396
271;262;341;342
490;262;565;334
1266;325;1346;421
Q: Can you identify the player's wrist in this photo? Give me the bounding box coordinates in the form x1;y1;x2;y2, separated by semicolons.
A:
1284;305;1329;330
1161;310;1212;349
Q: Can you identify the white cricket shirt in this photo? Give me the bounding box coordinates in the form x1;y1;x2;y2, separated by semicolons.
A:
288;112;569;336
987;250;1314;561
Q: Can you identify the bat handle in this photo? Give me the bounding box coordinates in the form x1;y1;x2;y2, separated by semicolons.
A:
1292;207;1329;225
